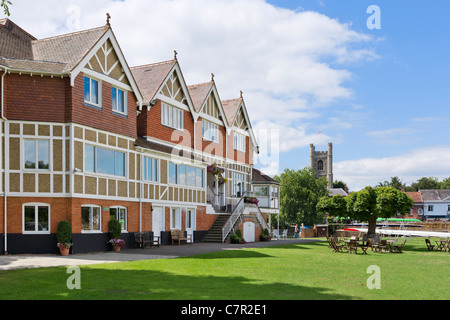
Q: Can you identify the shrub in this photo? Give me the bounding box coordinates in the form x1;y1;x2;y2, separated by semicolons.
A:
56;220;72;244
231;229;243;244
260;228;271;241
108;219;122;239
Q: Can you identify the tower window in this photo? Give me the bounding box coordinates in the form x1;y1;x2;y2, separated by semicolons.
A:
317;160;324;171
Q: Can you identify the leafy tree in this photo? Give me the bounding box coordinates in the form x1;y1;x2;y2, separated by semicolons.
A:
1;0;12;16
333;180;349;193
440;177;450;189
410;177;440;191
346;186;414;235
316;194;347;218
274;167;329;227
376;176;405;190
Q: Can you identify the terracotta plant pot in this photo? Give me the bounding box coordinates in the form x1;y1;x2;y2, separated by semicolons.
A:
59;247;70;256
113;245;121;252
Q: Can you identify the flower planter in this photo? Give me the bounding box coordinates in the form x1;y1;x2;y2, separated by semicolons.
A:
59;247;70;256
113;245;121;252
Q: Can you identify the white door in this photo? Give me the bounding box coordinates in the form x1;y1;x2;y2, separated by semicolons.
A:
186;208;196;243
152;206;163;243
243;221;255;242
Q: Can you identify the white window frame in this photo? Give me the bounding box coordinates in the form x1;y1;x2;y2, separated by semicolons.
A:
112;86;127;115
84;75;102;107
232;172;246;197
170;207;181;230
186;208;196;230
110;206;127;232
143;157;159;182
22;203;50;234
428;205;434;212
161;102;184;130
168;162;204;188
202;119;219;143
24;139;50;171
81;205;102;233
84;144;126;177
233;132;246;152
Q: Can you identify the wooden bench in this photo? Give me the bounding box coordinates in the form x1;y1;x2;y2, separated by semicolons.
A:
134;232;160;248
170;229;193;245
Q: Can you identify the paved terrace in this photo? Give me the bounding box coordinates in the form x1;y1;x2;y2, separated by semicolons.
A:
0;239;318;271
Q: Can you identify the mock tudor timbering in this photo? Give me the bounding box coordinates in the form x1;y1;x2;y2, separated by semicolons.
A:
0;17;271;255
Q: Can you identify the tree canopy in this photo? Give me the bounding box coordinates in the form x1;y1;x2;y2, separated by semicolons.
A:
317;186;414;235
274;167;329;227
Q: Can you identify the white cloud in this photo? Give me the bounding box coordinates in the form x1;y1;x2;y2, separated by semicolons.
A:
334;146;450;191
6;0;378;159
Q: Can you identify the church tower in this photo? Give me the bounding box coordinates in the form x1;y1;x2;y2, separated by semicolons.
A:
310;142;333;188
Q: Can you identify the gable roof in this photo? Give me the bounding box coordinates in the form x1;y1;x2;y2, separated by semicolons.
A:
130;59;177;105
0;18;142;107
252;168;280;185
32;26;108;74
222;94;258;149
131;57;196;117
405;191;423;203
187;79;229;127
222;97;242;127
188;81;214;113
420;189;450;202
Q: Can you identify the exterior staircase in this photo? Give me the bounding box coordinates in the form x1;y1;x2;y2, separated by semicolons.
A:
202;214;231;243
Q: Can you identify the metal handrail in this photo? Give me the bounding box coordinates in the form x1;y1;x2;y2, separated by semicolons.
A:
221;192;269;242
222;195;246;242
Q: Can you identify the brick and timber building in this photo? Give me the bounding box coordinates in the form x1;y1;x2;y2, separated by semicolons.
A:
0;17;275;254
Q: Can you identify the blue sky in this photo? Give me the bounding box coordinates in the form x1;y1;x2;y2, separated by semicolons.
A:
264;0;450;189
3;0;450;190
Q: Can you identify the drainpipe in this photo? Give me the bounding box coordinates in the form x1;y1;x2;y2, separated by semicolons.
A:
1;67;8;255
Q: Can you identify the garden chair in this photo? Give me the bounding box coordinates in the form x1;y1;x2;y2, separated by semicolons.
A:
425;238;435;251
280;229;288;240
391;238;406;253
272;229;280;240
377;240;388;253
348;239;358;254
330;237;345;253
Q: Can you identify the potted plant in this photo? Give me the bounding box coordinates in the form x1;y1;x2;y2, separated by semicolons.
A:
108;218;125;251
260;228;271;241
56;220;72;256
244;196;259;205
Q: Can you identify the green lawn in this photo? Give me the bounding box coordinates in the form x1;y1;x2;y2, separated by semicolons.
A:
0;237;448;300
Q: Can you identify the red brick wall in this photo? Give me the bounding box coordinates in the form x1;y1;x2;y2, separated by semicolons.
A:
3;73;139;139
4;196;144;234
69;73;138;138
4;73;67;122
137;99;194;148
